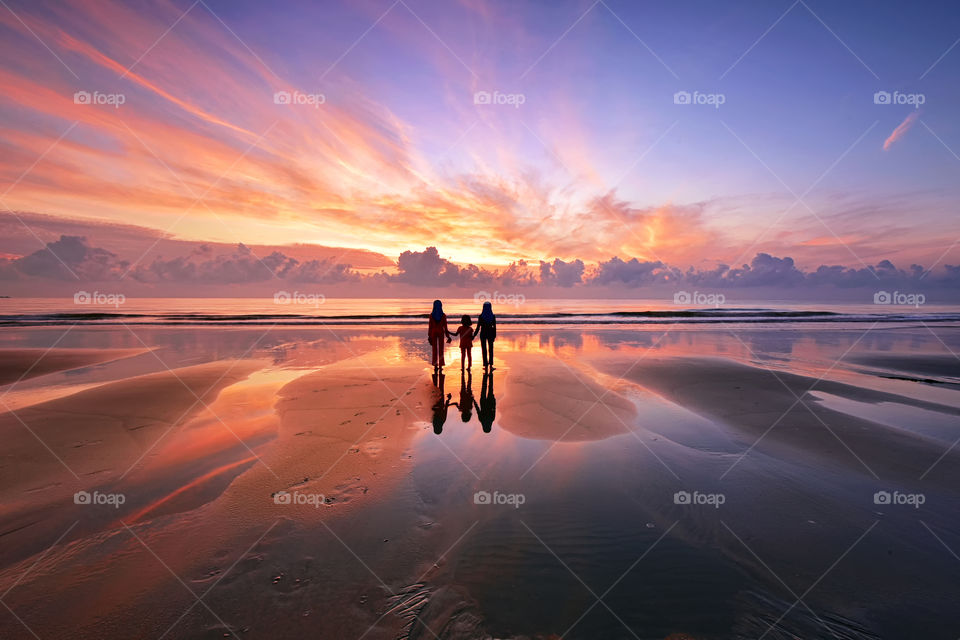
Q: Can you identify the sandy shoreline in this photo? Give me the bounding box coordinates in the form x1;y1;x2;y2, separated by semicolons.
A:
0;347;150;386
1;326;959;638
592;355;960;484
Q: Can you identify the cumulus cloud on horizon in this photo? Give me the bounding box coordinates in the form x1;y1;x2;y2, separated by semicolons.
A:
2;237;958;297
0;237;361;286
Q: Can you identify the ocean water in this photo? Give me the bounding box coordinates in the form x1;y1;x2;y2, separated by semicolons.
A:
0;297;957;326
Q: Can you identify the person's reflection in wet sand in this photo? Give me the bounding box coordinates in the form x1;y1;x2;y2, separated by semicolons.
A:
452;370;474;422
474;371;496;433
431;371;452;434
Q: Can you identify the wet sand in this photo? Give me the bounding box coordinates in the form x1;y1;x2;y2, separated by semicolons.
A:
497;352;635;441
591;355;960;484
0;347;148;386
0;325;959;639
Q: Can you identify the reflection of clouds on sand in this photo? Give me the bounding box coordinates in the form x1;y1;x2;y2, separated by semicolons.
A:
0;347;148;386
0;358;268;570
538;331;583;351
496;327;960;387
497;352;634;442
601;355;960;485
268;335;390;368
849;353;960;383
400;334;437;366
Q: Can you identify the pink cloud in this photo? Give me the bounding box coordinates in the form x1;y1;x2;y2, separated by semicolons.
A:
883;111;919;151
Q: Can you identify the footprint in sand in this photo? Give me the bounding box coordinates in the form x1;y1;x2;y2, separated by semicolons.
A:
324;479;369;505
191;568;223;584
361;441;384;457
290;476;310;488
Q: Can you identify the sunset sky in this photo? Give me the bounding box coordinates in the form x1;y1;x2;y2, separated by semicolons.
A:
1;0;959;293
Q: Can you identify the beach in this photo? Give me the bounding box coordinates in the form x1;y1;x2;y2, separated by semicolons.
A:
4;0;959;635
1;312;959;639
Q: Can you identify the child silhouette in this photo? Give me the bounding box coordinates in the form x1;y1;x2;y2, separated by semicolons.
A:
454;314;474;370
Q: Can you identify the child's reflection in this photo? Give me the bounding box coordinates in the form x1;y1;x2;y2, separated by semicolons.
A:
474;371;496;433
431;371;452;434
452;370;474;422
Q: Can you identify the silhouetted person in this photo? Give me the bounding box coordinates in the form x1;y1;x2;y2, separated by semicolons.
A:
452;369;474;422
474;301;496;370
474;371;496;433
431;371;452;434
427;300;453;370
455;314;475;369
